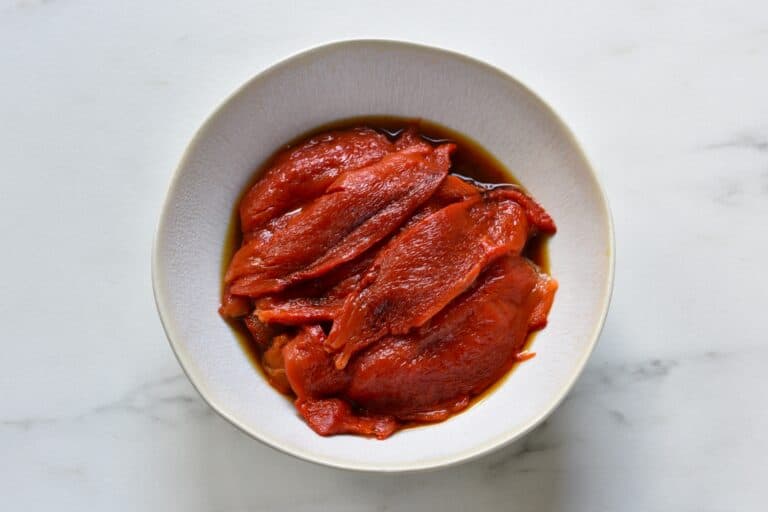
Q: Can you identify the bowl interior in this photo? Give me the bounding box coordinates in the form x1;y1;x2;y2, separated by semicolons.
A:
153;40;613;471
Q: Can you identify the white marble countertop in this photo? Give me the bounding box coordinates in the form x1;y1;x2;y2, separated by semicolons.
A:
1;1;766;510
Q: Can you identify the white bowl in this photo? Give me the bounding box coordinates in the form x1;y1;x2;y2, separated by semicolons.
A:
152;40;614;472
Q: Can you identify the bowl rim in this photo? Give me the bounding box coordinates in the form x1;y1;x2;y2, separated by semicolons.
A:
151;38;615;473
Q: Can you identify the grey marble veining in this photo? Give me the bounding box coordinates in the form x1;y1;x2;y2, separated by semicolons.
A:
1;0;767;510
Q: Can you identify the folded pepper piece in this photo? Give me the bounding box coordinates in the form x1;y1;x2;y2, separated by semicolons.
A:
345;256;557;421
226;144;455;297
238;127;394;234
325;189;531;369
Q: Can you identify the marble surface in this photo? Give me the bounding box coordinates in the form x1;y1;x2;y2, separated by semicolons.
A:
1;0;766;510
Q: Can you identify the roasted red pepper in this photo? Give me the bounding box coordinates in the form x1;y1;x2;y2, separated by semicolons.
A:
221;126;557;439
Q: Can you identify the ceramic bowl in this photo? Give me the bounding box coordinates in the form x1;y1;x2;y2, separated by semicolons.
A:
152;40;614;472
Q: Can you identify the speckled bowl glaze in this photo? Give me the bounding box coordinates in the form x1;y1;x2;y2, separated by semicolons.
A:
152;40;614;472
